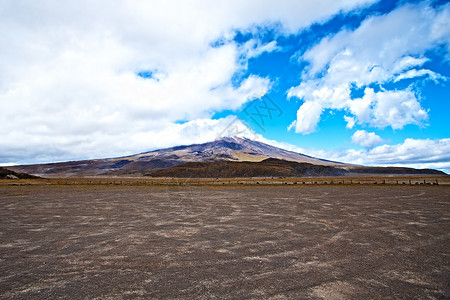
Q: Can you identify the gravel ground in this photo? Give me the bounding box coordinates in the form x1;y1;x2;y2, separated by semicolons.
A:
0;185;449;299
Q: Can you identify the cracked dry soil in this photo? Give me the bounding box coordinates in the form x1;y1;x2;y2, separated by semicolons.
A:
0;185;449;299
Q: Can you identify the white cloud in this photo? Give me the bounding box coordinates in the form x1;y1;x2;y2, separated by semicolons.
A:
392;56;429;73
351;130;383;149
241;40;281;59
287;120;297;131
0;115;258;164
0;0;379;163
394;69;447;83
288;2;450;134
309;138;450;173
344;116;356;129
294;101;323;134
347;88;428;129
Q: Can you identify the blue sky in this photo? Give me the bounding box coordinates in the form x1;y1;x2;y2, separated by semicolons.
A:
228;0;450;150
1;0;449;172
220;0;450;171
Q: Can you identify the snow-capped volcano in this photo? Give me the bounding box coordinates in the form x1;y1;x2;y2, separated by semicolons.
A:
9;137;444;177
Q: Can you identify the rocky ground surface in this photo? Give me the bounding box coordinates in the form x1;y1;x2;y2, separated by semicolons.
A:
0;185;449;299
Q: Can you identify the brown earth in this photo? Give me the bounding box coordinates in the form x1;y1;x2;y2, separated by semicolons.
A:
0;184;449;299
148;158;445;179
148;158;349;178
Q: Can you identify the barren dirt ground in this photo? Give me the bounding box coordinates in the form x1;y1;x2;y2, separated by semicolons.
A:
0;185;449;299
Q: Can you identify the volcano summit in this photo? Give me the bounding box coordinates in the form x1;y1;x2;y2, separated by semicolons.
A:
9;137;445;177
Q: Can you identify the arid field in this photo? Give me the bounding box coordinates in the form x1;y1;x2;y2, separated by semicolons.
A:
1;182;449;299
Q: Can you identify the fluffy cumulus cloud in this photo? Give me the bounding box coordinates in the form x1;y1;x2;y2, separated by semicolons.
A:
293;101;323;134
288;1;450;134
347;88;428;129
0;0;377;163
351;130;384;149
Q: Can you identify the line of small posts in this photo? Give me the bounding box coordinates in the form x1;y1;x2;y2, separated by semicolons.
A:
51;178;439;186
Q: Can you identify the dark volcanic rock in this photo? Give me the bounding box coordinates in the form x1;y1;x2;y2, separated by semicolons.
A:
0;167;40;179
148;158;349;178
349;166;446;175
122;159;184;170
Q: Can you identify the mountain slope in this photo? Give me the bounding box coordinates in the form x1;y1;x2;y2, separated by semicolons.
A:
125;136;343;166
8;136;446;177
9;137;346;177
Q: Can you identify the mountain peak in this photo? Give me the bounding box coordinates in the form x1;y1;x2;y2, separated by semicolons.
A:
9;137;446;177
10;137;347;177
135;136;344;168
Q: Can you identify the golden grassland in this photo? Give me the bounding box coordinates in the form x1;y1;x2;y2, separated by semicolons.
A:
1;175;449;187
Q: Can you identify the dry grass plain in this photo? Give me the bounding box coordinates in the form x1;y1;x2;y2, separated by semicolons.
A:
0;182;449;299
